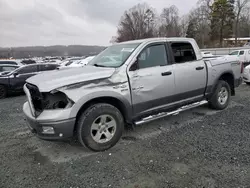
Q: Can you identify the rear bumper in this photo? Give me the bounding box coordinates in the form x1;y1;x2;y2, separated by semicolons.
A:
23;102;76;141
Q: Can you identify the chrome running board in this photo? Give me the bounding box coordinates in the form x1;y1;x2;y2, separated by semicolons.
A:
135;100;208;125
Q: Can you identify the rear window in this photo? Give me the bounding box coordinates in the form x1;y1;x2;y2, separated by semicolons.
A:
0;61;17;65
170;42;197;63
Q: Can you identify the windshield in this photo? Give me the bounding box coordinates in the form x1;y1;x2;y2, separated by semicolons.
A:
229;51;239;55
88;43;141;67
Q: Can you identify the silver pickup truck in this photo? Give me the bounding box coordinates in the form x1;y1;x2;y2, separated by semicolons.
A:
23;38;243;151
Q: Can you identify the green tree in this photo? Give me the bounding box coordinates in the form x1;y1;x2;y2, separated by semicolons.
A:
210;0;235;46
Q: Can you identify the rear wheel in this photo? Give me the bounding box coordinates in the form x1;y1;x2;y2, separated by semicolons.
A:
77;103;124;151
0;85;7;99
209;80;231;110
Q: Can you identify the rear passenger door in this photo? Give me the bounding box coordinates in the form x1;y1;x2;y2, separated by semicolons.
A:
169;42;206;101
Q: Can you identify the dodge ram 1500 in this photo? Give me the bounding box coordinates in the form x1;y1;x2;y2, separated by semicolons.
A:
23;38;243;151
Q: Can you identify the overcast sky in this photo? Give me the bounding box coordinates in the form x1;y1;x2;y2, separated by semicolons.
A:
0;0;198;47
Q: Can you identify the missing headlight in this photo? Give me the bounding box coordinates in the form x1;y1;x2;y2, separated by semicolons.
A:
43;91;74;110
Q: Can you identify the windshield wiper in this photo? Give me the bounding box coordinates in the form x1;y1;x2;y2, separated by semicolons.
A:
93;63;107;67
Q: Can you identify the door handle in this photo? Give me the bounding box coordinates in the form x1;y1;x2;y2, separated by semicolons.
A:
161;71;172;76
196;66;204;70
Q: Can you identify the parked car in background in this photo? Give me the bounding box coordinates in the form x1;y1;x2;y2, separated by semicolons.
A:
0;63;59;98
60;57;84;67
43;57;62;64
228;49;250;66
23;37;242;151
201;51;214;58
69;56;96;67
0;64;20;73
21;59;36;65
243;64;250;85
0;60;23;66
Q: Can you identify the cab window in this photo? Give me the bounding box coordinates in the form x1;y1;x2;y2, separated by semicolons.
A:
229;51;239;55
239;51;245;55
170;42;196;63
137;44;168;69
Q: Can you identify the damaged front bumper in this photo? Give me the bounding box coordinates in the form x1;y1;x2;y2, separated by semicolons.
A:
23;102;76;140
23;83;76;141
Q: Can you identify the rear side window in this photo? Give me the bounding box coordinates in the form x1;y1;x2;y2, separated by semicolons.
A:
40;64;59;71
171;42;197;63
239;51;245;55
137;44;168;69
0;61;17;65
18;65;38;74
2;66;17;71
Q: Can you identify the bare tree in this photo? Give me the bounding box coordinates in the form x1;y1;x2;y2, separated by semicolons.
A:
158;5;181;37
234;0;250;45
187;5;211;47
179;15;189;37
115;3;157;42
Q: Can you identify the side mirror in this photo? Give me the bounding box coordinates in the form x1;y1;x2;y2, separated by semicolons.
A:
129;59;139;71
13;72;19;77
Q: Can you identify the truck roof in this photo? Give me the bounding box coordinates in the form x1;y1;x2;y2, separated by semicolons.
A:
119;37;196;44
119;37;202;60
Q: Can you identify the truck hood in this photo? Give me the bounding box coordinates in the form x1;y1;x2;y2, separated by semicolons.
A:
26;66;116;92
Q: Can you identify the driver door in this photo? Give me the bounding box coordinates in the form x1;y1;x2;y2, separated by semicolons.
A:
127;42;176;116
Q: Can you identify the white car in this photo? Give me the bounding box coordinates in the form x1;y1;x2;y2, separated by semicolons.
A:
243;64;250;85
69;56;96;67
201;51;214;58
60;57;83;67
228;49;250;64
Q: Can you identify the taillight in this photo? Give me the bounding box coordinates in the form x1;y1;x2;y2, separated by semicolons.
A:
241;62;244;73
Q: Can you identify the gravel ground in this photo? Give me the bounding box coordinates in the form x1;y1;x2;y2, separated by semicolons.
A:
1;84;250;188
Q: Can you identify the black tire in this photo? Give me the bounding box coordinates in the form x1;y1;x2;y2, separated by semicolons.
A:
77;103;124;151
209;80;231;110
0;85;7;99
245;82;250;85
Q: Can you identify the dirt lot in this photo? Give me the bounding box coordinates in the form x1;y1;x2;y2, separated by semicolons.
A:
1;84;250;188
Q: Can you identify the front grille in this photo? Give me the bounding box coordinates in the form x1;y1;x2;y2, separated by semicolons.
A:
26;83;44;116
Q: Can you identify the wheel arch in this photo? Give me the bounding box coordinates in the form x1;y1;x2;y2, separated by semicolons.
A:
70;91;133;126
210;71;235;98
218;72;235;96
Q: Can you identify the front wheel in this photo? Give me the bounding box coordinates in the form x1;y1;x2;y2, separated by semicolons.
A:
77;103;124;151
209;80;231;110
